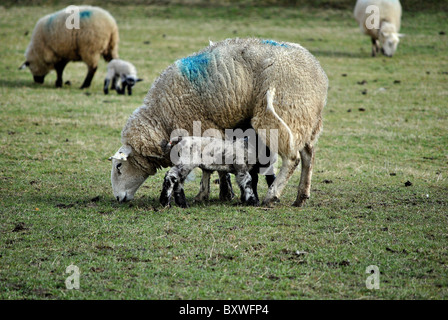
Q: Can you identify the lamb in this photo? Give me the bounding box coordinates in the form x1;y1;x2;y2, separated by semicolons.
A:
19;5;119;88
194;121;277;204
354;0;403;57
159;136;259;208
109;38;328;207
104;59;143;95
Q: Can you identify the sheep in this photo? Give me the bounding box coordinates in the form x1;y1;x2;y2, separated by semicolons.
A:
104;59;143;95
354;0;403;57
19;5;119;88
159;136;259;208
109;38;328;207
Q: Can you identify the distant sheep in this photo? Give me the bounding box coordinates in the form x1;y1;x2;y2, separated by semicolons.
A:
354;0;403;57
20;5;119;88
159;136;259;208
109;38;328;207
104;59;143;95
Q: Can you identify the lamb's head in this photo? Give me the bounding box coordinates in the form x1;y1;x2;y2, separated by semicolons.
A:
109;145;153;203
379;23;404;57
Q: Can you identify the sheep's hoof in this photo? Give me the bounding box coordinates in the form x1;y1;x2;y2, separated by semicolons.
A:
293;194;309;207
246;198;259;207
262;196;278;208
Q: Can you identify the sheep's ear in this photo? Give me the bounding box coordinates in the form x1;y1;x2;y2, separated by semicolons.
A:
136;78;143;82
109;145;132;161
18;61;29;70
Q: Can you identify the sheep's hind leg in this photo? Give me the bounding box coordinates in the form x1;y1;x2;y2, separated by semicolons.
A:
293;143;314;207
262;156;300;207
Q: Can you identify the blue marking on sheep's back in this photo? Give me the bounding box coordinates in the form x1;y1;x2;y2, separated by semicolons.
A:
177;52;211;84
80;10;92;19
262;39;288;47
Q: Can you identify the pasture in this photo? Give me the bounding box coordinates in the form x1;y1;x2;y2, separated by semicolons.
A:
0;2;447;300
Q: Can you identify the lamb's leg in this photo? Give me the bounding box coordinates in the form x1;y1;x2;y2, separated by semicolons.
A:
127;84;133;96
219;172;235;201
249;167;260;202
54;60;68;88
116;80;126;95
262;156;300;206
80;65;97;89
194;170;211;202
111;75;119;91
235;172;258;206
293;143;315;207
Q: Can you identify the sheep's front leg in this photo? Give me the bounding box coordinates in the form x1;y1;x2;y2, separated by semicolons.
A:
293;143;314;207
159;169;178;207
235;172;258;206
54;59;68;88
80;65;97;89
194;170;211;202
262;156;300;207
371;38;379;57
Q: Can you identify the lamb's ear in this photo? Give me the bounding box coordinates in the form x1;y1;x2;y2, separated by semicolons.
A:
108;145;132;161
18;61;29;70
136;78;143;82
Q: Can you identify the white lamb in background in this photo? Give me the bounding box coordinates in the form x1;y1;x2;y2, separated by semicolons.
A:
354;0;403;57
104;59;142;95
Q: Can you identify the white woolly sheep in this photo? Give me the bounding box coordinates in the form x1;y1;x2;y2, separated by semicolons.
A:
104;59;143;95
109;38;328;207
20;5;119;88
354;0;403;57
159;136;259;208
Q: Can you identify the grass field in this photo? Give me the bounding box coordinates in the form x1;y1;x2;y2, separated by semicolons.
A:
0;3;447;300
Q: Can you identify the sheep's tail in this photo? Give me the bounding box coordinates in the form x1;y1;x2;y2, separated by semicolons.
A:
265;88;295;152
104;28;119;62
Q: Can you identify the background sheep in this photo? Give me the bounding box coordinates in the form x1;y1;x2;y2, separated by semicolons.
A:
20;5;119;88
354;0;403;57
110;38;328;207
159;136;259;208
104;59;143;95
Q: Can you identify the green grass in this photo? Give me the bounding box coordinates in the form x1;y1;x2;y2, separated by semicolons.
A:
0;4;447;300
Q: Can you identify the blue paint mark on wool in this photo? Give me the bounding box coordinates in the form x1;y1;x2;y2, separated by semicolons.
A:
177;52;211;84
262;39;288;48
80;10;92;19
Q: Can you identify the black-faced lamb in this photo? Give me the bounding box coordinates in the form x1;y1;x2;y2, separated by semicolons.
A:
104;59;143;95
20;5;119;88
159;136;259;208
109;38;328;207
354;0;403;57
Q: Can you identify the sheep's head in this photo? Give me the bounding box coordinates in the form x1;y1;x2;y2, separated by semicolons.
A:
20;46;52;83
379;23;404;57
109;145;152;203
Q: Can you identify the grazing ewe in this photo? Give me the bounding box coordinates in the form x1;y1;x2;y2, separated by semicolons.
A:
354;0;403;57
110;38;328;207
159;136;259;208
20;5;119;88
104;59;143;95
